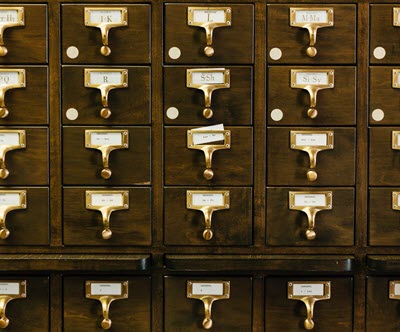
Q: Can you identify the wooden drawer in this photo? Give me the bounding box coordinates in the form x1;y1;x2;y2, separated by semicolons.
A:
267;66;356;125
164;66;252;125
164;4;254;64
63;276;151;332
0;187;48;246
164;187;252;246
0;276;49;331
265;277;353;331
370;5;400;64
62;66;150;125
267;4;356;64
0;66;48;125
266;187;354;246
61;4;150;64
63;127;150;185
0;5;47;64
267;127;355;186
165;126;253;186
63;187;151;246
164;276;252;331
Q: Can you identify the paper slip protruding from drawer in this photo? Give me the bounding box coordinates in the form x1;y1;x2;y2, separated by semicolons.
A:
191;124;224;145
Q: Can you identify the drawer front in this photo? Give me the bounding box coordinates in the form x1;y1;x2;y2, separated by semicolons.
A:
370;5;400;64
370;127;400;186
0;187;48;246
266;187;354;246
267;4;356;64
267;127;355;186
164;4;254;64
268;66;356;126
62;4;150;64
0;127;48;186
63;187;151;246
164;276;252;331
63;276;151;332
164;187;252;246
0;66;48;125
63;127;151;185
265;277;353;331
0;276;49;331
164;66;253;125
0;5;47;64
62;66;150;125
165;126;253;186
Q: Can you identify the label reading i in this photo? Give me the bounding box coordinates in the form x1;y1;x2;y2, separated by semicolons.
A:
90;283;122;296
295;133;327;146
296;72;328;85
193;10;226;23
192;283;224;295
0;282;19;295
192;193;224;206
89;71;123;85
91;193;123;207
90;132;122;146
295;10;328;23
89;10;122;24
293;283;324;296
294;194;326;207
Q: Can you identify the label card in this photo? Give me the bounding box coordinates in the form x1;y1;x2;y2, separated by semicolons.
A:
0;132;20;146
0;71;20;87
85;7;127;26
293;283;324;296
290;7;333;27
191;124;225;145
188;7;231;25
291;130;334;149
192;71;225;85
91;193;123;207
91;283;122;296
295;72;328;85
187;280;230;300
86;190;129;209
0;193;21;206
89;71;123;85
90;132;122;146
187;190;230;209
294;194;326;207
0;282;20;295
187;68;230;89
291;69;334;89
84;69;128;88
192;193;224;206
192;283;224;296
295;133;327;146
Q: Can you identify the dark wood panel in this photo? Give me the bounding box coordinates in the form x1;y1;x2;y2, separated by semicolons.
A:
164;276;252;331
63;276;151;332
63;127;151;185
164;187;252;246
164;66;253;125
266;187;354;246
62;66;150;125
61;5;150;64
0;187;48;246
164;4;254;64
267;66;356;125
63;187;151;246
265;277;353;332
368;256;400;274
267;5;356;64
165;126;253;186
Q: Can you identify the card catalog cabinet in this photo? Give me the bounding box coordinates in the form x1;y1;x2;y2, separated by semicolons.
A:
0;0;392;331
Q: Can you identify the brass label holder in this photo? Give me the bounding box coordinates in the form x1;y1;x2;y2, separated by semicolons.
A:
288;281;330;330
392;131;400;151
0;130;25;180
0;280;26;328
0;7;24;57
289;191;332;240
394;8;400;26
0;69;25;118
187;280;230;329
85;280;128;330
290;69;334;119
393;192;400;211
85;130;129;179
0;190;26;240
392;70;400;90
86;190;129;240
187;129;231;180
186;190;230;240
290;7;334;57
84;7;128;56
290;130;334;181
188;7;231;57
187;68;230;119
84;68;128;119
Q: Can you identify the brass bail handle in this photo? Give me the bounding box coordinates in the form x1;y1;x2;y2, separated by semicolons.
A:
305;148;319;182
100;208;112;240
202;146;216;180
99;26;111;57
100;146;114;180
302;297;318;330
201;297;216;329
303;207;319;240
204;26;215;57
305;86;319;119
306;26;318;58
201;208;214;240
202;86;215;119
99;86;112;119
99;296;114;330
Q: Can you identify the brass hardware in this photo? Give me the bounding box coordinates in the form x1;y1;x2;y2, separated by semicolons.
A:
290;130;334;181
188;7;231;57
86;190;129;239
0;130;25;180
0;190;26;240
85;130;129;179
0;280;26;328
289;191;332;240
0;7;24;56
187;68;230;119
0;69;25;118
392;70;400;90
290;8;333;57
290;69;334;119
84;7;128;56
86;281;128;330
389;280;400;301
187;190;230;240
393;192;400;211
84;69;128;119
288;281;330;330
394;8;400;26
187;280;230;329
392;131;400;151
187;129;231;180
